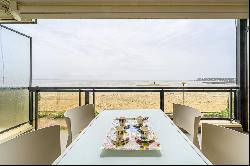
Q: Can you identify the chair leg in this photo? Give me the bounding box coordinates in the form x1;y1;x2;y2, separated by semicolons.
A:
66;133;72;147
64;117;72;147
193;116;201;149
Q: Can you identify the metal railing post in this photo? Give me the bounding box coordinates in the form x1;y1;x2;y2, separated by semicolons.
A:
233;90;238;120
29;91;33;125
229;90;233;122
85;91;89;105
160;90;164;112
34;90;39;130
93;89;96;105
93;89;96;113
79;89;82;106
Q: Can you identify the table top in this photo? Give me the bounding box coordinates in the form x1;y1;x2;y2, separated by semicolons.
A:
53;109;212;165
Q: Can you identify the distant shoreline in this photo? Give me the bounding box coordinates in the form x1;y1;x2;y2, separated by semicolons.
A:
136;83;169;86
31;79;237;87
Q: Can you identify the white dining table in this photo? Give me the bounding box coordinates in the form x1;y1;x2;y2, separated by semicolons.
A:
53;109;212;165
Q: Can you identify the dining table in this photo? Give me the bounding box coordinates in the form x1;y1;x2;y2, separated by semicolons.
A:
53;109;212;165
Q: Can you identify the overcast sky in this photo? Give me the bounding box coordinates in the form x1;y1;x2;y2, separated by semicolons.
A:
9;19;236;80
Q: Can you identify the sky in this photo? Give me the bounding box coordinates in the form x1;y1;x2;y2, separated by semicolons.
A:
7;19;236;81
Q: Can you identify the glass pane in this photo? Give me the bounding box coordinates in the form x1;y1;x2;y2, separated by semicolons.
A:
95;92;160;113
0;89;29;132
0;26;30;133
164;92;230;118
0;26;30;87
37;92;81;130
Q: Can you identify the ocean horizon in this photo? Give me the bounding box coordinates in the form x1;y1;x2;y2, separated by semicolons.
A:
32;79;236;87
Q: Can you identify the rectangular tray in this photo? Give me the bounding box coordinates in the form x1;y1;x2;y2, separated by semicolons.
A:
101;117;161;151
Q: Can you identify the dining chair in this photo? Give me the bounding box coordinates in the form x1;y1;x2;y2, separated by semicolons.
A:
0;125;61;165
201;123;249;165
64;104;95;147
173;103;201;149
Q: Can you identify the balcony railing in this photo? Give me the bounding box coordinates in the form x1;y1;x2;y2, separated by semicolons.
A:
28;86;239;130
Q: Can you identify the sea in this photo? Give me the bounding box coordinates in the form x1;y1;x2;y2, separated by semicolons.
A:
32;79;236;87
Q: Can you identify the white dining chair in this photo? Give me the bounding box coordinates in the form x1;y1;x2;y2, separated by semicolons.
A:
0;125;61;165
173;103;201;149
201;123;249;165
64;104;95;147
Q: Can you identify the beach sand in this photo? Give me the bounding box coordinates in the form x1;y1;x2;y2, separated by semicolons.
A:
37;92;230;129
